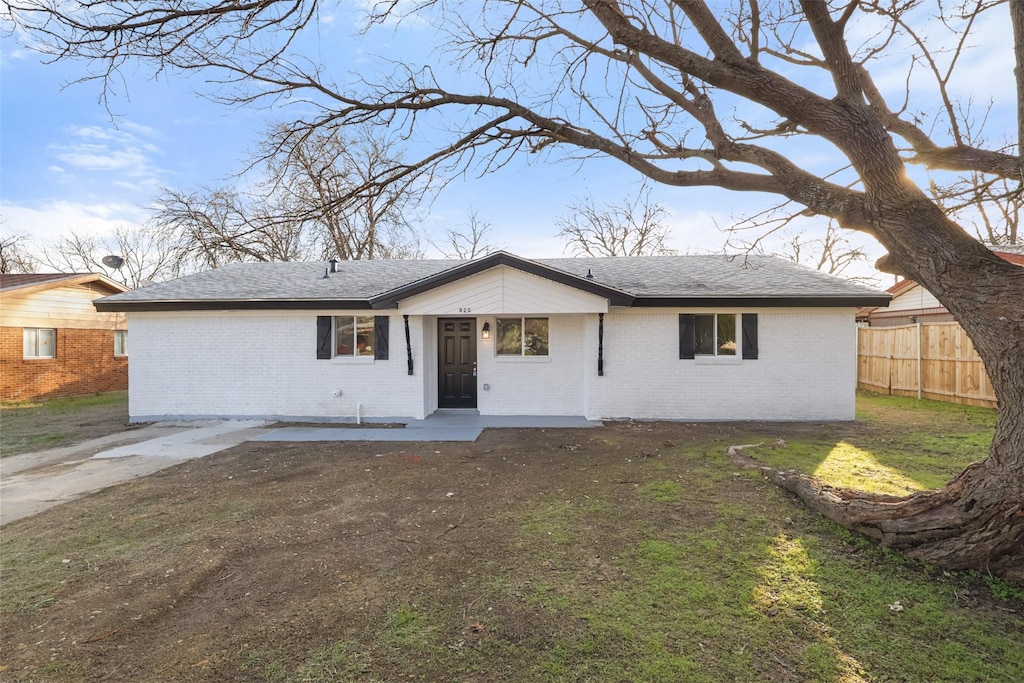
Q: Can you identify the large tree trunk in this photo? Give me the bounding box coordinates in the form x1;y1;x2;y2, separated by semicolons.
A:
734;199;1024;581
729;441;1024;582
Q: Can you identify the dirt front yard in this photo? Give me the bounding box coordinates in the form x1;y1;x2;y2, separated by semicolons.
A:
1;397;1021;682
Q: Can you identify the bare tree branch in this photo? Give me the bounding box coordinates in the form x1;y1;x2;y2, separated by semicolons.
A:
557;187;676;257
428;210;498;259
0;232;39;274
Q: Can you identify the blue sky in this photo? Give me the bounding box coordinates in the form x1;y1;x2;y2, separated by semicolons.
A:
0;4;1015;278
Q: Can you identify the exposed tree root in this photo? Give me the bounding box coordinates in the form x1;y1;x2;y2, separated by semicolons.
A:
727;443;1024;584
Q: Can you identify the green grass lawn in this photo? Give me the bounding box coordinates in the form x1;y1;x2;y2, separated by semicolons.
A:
748;391;999;494
1;390;1020;682
0;391;129;456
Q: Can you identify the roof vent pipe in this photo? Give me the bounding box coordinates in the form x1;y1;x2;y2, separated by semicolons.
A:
329;258;339;274
586;268;594;279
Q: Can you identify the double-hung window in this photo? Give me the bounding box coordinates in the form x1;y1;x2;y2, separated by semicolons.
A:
680;313;758;360
316;315;389;360
496;317;549;356
114;330;128;357
695;313;736;356
335;315;376;357
23;328;56;359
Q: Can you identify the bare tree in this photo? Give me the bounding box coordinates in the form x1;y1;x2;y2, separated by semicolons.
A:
262;125;429;260
40;227;176;288
153;126;430;268
557;189;676;257
0;232;38;274
428;210;498;259
152;187;309;273
10;0;1024;577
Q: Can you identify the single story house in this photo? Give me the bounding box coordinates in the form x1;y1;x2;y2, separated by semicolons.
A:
1;272;129;401
94;252;889;423
858;246;1024;327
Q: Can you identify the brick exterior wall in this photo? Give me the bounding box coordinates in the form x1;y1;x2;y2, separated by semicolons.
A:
584;308;857;421
127;311;426;421
1;327;128;402
123;307;857;422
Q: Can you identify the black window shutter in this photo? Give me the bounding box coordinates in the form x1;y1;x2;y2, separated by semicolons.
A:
316;316;332;359
679;314;695;359
742;313;759;360
374;316;390;360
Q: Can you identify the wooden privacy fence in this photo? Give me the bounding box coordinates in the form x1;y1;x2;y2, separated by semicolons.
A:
857;322;997;408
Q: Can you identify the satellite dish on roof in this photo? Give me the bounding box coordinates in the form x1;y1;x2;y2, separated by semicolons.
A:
101;255;125;269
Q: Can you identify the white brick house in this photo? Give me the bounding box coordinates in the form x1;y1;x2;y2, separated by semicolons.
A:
95;252;889;422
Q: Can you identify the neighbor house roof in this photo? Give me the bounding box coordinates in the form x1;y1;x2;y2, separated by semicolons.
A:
94;252;890;312
0;272;127;297
857;247;1024;319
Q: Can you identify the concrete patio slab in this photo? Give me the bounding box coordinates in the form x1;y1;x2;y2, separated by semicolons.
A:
252;427;484;442
407;413;603;429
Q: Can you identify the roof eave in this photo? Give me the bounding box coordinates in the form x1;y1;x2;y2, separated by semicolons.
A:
631;295;892;308
94;299;374;312
3;273;128;297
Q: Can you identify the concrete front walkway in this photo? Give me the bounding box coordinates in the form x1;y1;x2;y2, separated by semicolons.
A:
0;421;269;526
1;414;600;526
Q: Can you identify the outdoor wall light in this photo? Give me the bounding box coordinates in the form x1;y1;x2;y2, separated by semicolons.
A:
481;322;491;340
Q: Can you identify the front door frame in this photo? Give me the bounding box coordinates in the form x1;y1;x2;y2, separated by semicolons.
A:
437;317;478;409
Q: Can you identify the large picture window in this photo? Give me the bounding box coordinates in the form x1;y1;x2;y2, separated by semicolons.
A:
23;328;56;359
335;316;376;357
496;317;549;356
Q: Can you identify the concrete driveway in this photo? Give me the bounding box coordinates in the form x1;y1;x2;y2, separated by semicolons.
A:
0;421;269;526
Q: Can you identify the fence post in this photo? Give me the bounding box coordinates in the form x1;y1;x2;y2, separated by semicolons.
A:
915;318;922;400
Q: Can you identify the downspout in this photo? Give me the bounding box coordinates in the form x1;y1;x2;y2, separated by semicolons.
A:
404;315;414;375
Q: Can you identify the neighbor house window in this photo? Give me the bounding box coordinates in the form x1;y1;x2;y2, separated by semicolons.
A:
114;330;128;357
680;313;758;360
496;317;549;356
335;316;376;357
23;328;56;359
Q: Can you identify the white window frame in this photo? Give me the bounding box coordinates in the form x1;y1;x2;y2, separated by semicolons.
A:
333;315;376;358
23;328;57;359
114;330;128;357
694;313;738;357
495;317;549;357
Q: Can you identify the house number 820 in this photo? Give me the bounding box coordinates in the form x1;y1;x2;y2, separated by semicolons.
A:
458;307;472;313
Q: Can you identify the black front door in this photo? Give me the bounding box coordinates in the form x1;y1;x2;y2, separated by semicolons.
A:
438;318;477;409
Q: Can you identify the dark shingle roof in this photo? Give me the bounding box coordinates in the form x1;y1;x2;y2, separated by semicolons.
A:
95;253;889;311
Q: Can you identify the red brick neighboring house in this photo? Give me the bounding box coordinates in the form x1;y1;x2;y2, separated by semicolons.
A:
858;247;1024;327
1;273;129;401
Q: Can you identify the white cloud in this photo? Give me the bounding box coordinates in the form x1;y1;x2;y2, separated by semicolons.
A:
48;122;166;182
0;200;150;247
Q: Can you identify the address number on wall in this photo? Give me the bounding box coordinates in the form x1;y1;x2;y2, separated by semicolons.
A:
458;307;472;313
